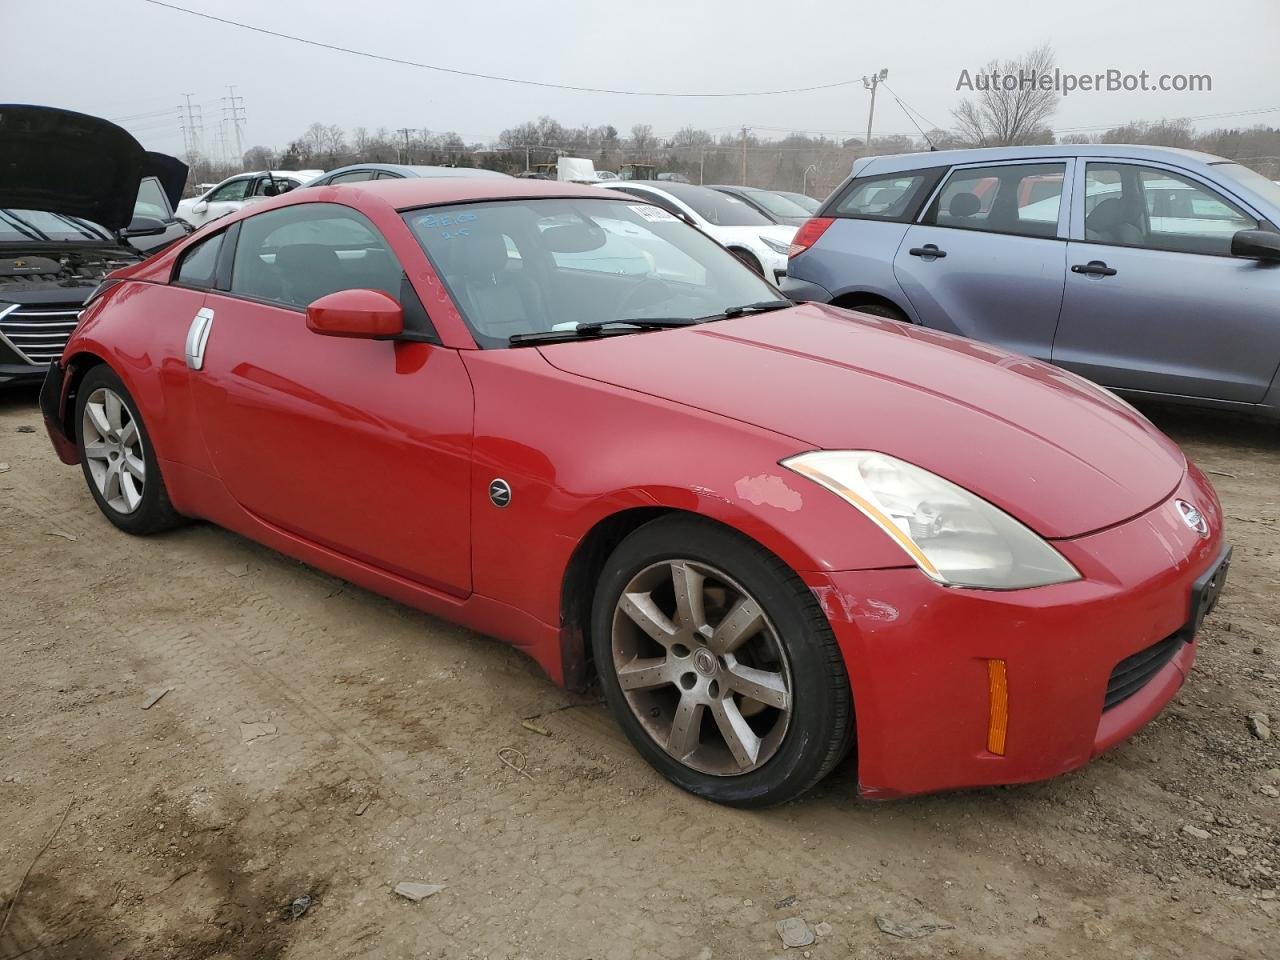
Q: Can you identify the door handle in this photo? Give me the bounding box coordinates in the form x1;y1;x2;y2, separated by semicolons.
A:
908;244;947;259
185;307;214;371
1071;260;1117;277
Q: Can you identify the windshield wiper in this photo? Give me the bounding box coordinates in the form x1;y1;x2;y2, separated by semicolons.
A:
718;299;794;319
509;317;699;347
0;210;51;242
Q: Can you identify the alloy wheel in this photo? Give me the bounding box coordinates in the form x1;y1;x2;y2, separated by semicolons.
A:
81;386;146;514
610;559;793;776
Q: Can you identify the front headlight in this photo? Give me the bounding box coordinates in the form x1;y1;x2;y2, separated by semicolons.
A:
759;236;791;255
782;450;1080;589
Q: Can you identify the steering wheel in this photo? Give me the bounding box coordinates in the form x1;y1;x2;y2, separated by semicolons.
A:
614;276;676;319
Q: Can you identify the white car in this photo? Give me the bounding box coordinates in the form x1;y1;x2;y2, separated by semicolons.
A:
602;180;796;282
175;170;323;228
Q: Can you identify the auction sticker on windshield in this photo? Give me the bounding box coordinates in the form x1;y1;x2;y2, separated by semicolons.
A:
629;204;678;223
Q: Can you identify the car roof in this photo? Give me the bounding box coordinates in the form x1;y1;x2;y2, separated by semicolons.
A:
318;162;510;180
300;176;641;210
859;143;1229;175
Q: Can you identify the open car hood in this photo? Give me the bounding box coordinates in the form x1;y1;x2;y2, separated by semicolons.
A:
0;104;147;231
144;152;189;213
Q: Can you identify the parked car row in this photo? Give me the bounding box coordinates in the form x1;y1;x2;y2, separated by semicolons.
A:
780;144;1280;418
5;103;1241;808
36;162;1231;807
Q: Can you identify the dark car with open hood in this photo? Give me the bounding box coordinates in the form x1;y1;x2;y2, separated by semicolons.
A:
0;105;188;386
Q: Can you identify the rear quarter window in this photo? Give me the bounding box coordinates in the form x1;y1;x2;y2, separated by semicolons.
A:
830;168;944;222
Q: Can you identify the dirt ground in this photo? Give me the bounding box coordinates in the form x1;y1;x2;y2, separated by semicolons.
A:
1;384;1276;960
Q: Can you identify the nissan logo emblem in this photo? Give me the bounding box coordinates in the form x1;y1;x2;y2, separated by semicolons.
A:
488;478;512;508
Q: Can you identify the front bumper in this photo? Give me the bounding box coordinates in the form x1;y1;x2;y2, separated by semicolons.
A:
806;466;1227;798
0;361;47;387
40;359;79;464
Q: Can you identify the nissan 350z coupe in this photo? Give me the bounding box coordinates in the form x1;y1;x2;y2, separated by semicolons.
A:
41;177;1230;806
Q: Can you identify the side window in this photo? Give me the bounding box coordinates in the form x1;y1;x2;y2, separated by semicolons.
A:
833;169;940;222
1084;163;1257;255
330;170;378;184
374;171;405;180
252;176;299;197
229;203;404;309
924;163;1066;238
208;178;251;202
174;232;224;288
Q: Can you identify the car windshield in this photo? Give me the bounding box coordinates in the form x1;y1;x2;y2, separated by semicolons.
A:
1211;162;1280;208
0;209;113;243
777;191;821;214
743;190;815;219
649;183;773;226
402;197;780;348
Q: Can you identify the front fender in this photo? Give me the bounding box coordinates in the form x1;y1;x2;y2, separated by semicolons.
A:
464;349;912;630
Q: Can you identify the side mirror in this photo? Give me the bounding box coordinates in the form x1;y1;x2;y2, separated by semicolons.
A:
1231;229;1280;262
306;289;404;339
124;216;167;237
192;200;209;214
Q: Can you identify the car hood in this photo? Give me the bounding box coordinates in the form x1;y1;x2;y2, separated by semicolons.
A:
0;105;147;231
538;303;1186;539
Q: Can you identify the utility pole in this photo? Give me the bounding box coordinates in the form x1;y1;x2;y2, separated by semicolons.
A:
222;85;246;167
862;69;888;154
180;93;203;166
740;126;749;185
397;128;414;164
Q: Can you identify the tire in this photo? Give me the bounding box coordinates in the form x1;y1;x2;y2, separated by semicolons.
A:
730;249;764;276
75;365;185;536
591;515;853;807
842;301;909;323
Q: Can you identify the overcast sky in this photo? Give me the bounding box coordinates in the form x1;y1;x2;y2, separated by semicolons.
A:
5;0;1278;157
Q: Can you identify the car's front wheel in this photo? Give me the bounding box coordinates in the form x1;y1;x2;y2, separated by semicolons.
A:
591;515;853;807
75;365;184;535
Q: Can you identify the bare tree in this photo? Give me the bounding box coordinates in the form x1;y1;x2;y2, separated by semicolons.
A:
629;123;656;157
242;145;274;169
952;44;1059;146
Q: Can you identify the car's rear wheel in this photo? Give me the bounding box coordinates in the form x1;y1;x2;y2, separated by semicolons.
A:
591;515;852;807
841;301;909;323
75;365;184;535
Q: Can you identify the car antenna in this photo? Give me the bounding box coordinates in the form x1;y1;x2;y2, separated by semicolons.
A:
882;83;938;151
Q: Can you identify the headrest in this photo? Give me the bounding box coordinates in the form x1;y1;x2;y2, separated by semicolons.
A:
948;192;981;218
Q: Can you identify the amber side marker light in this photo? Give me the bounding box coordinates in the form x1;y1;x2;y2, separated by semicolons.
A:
986;659;1009;756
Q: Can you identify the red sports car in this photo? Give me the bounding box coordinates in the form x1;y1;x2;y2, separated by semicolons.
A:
41;177;1230;806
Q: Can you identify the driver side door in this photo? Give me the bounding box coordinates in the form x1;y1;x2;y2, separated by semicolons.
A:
189;201;475;594
1052;161;1280;402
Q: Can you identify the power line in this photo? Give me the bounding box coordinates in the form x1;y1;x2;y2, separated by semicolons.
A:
132;0;866;98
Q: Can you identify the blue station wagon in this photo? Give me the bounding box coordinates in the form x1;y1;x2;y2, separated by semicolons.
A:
783;145;1280;417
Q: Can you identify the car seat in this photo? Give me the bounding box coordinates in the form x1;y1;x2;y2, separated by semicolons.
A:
1085;198;1146;246
440;231;548;339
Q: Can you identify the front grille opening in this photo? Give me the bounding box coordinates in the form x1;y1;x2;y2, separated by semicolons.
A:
0;306;80;365
1104;633;1184;711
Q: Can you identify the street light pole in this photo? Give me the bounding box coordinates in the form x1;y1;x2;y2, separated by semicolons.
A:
862;68;888;154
